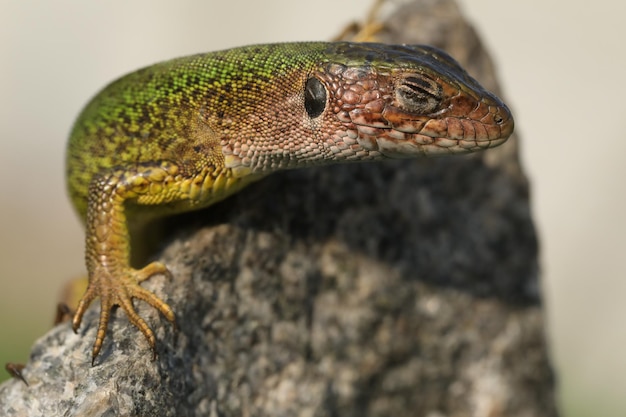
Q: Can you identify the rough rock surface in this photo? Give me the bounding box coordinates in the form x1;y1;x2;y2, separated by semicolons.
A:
0;0;558;416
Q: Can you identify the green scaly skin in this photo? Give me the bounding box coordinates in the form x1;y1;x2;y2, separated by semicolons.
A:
66;42;514;363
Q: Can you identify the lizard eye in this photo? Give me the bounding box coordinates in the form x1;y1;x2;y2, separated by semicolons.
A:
395;75;442;114
304;77;327;119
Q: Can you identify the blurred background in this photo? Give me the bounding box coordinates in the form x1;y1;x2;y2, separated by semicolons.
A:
1;1;624;415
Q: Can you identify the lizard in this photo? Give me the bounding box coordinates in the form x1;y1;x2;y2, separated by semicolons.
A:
66;41;514;364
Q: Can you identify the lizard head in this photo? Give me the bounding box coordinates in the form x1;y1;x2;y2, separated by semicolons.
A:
309;42;514;159
217;42;513;175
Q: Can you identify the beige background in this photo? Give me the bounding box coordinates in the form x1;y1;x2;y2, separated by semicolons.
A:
1;1;624;415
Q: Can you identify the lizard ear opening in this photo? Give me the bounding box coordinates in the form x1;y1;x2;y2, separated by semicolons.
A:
304;77;327;119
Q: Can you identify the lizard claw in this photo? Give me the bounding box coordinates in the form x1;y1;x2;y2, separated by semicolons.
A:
72;261;176;364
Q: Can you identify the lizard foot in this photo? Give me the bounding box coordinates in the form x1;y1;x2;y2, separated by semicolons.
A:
71;261;176;365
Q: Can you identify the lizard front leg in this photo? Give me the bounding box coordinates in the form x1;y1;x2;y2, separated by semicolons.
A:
72;161;188;364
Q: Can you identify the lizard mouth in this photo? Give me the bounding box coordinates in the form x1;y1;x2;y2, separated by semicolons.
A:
345;98;514;157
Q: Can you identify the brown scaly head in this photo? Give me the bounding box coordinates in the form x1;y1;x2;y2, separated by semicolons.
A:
217;42;514;177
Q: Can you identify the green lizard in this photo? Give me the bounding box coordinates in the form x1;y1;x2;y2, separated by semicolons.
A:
66;42;514;363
